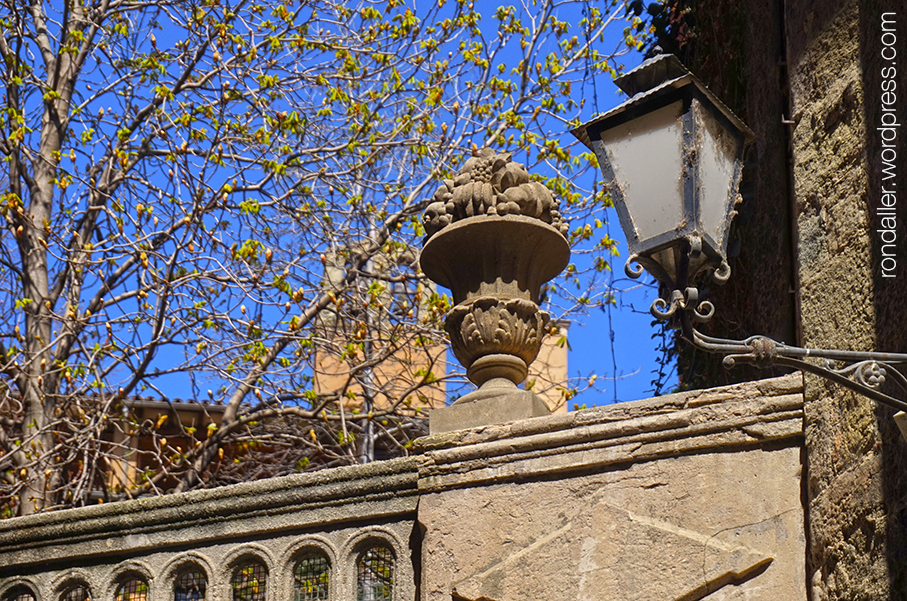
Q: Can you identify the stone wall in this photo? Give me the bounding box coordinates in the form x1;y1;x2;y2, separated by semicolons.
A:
0;375;805;601
860;0;907;594
785;0;907;597
0;459;421;601
660;0;907;595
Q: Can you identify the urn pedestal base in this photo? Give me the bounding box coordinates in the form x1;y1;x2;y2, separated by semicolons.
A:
429;389;551;434
432;296;554;433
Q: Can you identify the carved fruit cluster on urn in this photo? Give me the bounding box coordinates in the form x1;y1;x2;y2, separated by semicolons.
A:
419;150;571;400
423;148;569;240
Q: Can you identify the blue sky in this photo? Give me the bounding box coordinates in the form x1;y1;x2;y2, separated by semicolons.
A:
549;37;678;407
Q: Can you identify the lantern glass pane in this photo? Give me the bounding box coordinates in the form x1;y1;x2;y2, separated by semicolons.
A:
695;101;739;248
598;101;685;243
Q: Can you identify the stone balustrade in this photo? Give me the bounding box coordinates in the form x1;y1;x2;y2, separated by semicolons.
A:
0;374;806;601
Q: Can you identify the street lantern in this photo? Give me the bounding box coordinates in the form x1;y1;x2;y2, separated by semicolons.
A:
572;53;907;438
573;53;754;302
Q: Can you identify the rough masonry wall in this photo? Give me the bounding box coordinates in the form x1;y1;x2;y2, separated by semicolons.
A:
786;0;907;597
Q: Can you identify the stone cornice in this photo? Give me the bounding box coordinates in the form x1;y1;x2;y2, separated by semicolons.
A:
0;456;421;567
416;374;804;491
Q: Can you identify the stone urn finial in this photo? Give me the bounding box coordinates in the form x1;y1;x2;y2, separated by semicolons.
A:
420;149;570;432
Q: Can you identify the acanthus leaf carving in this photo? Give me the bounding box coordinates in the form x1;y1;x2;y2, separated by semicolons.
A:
444;297;550;372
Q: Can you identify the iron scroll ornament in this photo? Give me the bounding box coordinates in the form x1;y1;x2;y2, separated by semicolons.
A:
627;248;907;418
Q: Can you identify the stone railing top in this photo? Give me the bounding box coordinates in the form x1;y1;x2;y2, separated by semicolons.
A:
422;148;569;241
415;374;804;490
0;456;421;566
418;374;803;449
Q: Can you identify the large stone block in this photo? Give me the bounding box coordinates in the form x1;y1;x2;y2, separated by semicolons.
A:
418;375;807;601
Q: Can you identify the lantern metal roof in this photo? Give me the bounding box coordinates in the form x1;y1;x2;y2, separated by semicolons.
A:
572;54;754;151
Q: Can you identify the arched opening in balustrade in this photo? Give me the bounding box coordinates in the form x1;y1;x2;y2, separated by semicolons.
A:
58;581;90;601
355;545;394;601
3;586;36;601
173;564;207;601
114;575;149;601
293;551;331;601
231;558;267;601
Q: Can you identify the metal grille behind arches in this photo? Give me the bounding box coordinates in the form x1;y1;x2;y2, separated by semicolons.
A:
174;567;207;601
293;553;330;601
115;578;148;601
231;561;267;601
356;546;394;601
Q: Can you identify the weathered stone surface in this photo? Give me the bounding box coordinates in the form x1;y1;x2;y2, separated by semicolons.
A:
452;500;773;601
0;458;422;601
806;452;889;600
417;374;803;485
421;446;806;601
0;456;421;570
419;374;806;601
785;0;907;597
419;215;569;307
420;152;571;430
445;297;549;375
0;520;419;601
0;375;808;601
421;149;568;240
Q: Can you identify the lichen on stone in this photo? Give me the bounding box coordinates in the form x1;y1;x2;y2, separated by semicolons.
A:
422;148;570;240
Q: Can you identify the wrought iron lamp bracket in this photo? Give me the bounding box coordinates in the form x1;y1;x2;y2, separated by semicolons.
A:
575;51;907;439
650;287;716;324
649;293;907;436
625;236;730;338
